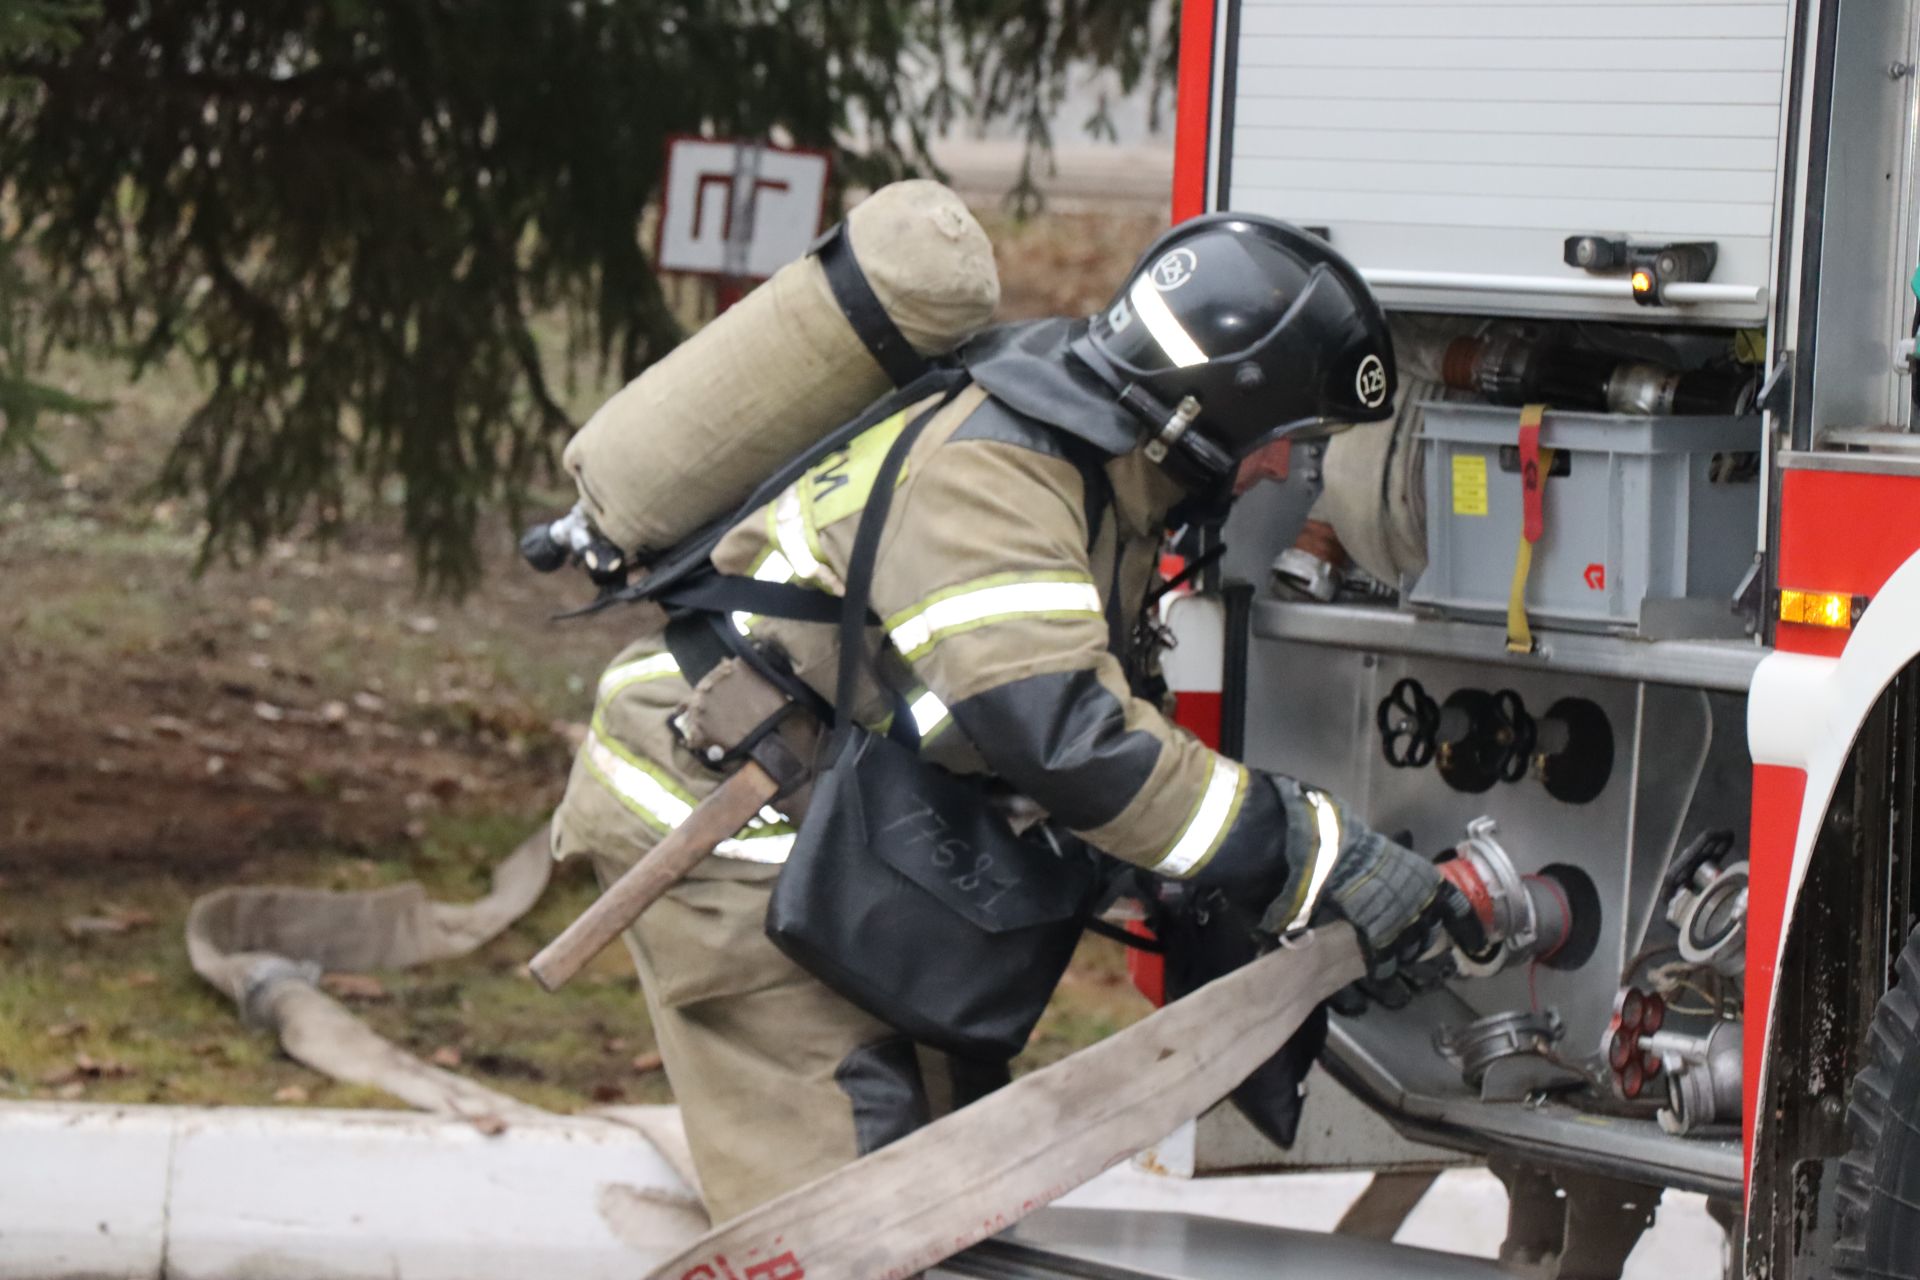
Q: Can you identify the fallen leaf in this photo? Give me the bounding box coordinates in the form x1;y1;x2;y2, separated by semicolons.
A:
273;1085;310;1104
590;1083;626;1104
319;973;388;1002
429;1046;462;1068
62;905;154;939
124;971;160;989
148;714;193;739
51;1053;134;1083
630;1051;664;1075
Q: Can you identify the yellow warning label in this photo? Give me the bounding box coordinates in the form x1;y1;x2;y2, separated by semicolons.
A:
1451;453;1490;516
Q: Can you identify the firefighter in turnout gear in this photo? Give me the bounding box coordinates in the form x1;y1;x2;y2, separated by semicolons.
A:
552;214;1486;1219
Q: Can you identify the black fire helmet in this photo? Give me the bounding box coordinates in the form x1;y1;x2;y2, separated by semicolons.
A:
1070;213;1396;486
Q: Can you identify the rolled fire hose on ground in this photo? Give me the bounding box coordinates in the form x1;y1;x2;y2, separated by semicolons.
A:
184;823;708;1220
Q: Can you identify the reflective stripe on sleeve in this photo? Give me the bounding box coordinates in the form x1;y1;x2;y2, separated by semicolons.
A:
714;831;795;864
1155;757;1248;877
1282;789;1344;933
583;730;695;835
582;730;794;865
596;652;681;701
886;575;1104;661
908;688;951;739
771;487;841;592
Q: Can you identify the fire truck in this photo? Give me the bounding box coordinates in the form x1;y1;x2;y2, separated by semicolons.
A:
1107;1;1920;1277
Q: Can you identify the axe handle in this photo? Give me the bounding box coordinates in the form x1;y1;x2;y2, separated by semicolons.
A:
529;760;780;992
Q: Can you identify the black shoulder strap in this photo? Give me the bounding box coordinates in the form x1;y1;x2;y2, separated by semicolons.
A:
832;382;969;748
814;221;929;388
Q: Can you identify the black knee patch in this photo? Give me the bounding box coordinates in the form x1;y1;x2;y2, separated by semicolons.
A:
835;1037;932;1154
948;1056;1011;1111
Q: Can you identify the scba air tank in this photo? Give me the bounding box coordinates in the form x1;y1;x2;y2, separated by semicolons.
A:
563;180;1000;557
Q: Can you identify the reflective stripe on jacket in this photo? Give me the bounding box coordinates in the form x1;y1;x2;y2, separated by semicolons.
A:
703;383;1289;891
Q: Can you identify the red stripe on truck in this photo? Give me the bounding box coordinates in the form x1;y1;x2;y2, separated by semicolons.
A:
1745;762;1807;1187
1172;0;1216;223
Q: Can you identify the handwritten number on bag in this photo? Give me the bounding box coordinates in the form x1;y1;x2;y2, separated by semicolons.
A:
879;802;1024;916
953;853;992;893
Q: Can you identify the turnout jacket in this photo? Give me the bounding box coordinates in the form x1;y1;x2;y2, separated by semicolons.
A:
562;320;1306;910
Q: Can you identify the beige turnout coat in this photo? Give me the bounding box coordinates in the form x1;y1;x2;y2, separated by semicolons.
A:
552;377;1300;1218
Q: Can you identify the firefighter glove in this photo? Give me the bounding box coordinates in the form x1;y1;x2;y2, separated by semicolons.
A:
1258;781;1487;1011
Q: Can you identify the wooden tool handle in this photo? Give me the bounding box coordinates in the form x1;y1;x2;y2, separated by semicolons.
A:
528;760;781;992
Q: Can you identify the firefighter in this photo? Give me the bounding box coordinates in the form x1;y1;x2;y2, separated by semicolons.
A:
552;214;1483;1219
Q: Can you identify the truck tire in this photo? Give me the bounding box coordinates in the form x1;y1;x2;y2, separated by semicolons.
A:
1834;924;1920;1277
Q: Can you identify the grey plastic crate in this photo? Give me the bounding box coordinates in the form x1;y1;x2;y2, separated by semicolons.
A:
1409;403;1762;635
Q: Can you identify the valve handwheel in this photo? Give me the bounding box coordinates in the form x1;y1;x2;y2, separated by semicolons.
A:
1376;677;1440;769
1491;689;1538;784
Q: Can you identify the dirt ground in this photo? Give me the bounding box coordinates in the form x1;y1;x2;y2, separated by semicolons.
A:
0;206;1167;1113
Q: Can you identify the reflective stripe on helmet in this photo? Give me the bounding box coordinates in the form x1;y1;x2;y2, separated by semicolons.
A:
886;574;1103;661
1281;788;1345;933
1127;275;1208;369
1155;756;1248;877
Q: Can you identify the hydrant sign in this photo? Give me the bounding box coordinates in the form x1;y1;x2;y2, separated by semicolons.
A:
656;137;830;281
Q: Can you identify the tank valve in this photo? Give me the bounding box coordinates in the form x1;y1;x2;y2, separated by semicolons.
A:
1435;817;1597;973
518;506;630;589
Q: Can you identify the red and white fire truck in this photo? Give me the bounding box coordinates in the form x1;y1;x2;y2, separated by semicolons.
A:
1138;2;1920;1276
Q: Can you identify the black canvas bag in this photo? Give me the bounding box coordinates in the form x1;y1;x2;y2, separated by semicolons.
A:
765;389;1103;1062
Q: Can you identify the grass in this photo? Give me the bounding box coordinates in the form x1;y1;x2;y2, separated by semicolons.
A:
0;811;676;1112
0;809;1152;1110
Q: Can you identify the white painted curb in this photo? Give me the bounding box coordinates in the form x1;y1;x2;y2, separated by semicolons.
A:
0;1101;1724;1279
0;1102;704;1280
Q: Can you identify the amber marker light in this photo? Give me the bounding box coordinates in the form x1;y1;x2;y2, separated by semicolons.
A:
1779;588;1863;630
